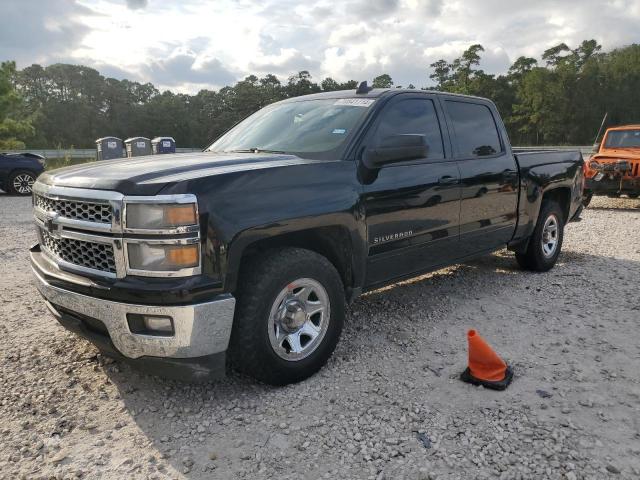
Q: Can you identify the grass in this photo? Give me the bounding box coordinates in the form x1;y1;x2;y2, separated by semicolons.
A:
45;157;95;171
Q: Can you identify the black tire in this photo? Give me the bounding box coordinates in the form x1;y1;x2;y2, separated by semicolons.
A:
582;191;593;208
7;170;37;195
516;201;565;272
229;247;345;385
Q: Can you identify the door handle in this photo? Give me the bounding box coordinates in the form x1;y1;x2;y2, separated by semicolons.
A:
438;175;458;185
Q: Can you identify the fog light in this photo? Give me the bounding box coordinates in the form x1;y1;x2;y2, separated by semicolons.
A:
127;313;174;336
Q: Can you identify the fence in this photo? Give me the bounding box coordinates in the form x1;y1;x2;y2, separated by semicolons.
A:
3;148;201;160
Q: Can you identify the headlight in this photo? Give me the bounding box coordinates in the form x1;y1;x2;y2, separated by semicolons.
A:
127;242;200;272
125;202;198;231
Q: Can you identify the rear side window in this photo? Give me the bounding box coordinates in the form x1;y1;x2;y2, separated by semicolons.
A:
375;98;445;160
445;101;502;158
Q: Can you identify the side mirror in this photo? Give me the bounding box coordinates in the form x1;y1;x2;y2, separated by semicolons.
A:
363;134;428;168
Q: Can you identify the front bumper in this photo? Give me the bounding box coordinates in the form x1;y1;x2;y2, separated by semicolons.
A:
32;260;236;380
585;176;640;193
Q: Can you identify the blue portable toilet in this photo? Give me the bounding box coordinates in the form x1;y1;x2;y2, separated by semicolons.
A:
151;137;176;154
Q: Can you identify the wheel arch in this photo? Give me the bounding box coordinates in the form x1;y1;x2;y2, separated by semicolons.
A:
541;186;572;223
226;225;363;299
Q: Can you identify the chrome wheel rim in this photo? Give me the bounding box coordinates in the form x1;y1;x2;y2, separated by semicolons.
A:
541;214;559;257
268;278;330;361
13;174;35;194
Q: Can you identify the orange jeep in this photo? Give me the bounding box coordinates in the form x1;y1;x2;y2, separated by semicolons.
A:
584;125;640;205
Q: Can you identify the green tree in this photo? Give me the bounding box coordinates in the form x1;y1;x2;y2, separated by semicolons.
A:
0;61;34;149
372;74;394;88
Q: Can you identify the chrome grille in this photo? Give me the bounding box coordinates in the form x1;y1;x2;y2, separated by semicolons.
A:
40;228;116;274
34;194;112;224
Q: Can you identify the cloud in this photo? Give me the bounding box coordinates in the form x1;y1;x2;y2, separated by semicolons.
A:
0;0;96;65
2;0;640;93
125;0;148;9
348;0;399;17
249;49;320;75
145;53;237;88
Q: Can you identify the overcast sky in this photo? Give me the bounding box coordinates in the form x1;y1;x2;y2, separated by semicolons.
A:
2;0;640;93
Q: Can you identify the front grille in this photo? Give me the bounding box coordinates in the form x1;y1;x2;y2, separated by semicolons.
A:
34;194;112;224
40;228;116;274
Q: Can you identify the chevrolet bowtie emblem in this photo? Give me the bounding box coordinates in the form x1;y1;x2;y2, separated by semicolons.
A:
44;216;61;238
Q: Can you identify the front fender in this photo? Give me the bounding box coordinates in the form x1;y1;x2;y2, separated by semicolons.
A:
224;213;367;294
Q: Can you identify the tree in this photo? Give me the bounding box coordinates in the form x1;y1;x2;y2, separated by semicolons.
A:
508;56;538;78
4;40;640;149
429;59;452;90
0;61;34;149
542;43;571;67
285;71;321;98
372;74;394;88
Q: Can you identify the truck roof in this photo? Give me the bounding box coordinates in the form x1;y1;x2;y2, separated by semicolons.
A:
279;87;492;104
606;124;640;131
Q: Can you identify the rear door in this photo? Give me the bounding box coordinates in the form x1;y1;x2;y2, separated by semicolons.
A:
441;98;518;255
360;93;462;287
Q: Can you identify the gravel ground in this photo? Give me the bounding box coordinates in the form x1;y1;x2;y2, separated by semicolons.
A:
1;194;640;480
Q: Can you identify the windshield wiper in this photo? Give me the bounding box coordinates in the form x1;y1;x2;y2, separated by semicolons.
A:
225;148;288;154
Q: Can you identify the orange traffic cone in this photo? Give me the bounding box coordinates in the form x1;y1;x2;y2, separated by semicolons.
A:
460;329;513;390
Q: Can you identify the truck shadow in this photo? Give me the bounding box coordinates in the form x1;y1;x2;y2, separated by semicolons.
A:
97;247;640;478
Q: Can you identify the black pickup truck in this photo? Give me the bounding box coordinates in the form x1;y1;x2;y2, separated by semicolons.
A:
31;86;584;385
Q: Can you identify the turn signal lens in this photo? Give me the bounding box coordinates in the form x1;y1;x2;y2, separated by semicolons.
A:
164;204;197;226
165;244;199;267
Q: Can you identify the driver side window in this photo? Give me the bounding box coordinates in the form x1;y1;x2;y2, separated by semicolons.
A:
375;98;445;160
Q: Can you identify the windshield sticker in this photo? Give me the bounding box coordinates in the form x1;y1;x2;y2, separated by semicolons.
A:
332;128;346;134
334;98;375;107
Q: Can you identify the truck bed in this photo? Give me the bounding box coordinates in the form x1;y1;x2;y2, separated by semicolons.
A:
513;149;583;169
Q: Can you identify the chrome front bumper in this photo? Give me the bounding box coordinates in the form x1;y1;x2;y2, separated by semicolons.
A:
33;268;236;360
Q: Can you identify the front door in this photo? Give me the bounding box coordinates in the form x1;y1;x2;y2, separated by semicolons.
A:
360;94;462;287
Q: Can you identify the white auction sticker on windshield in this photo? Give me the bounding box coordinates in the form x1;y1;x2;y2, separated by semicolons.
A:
334;98;375;107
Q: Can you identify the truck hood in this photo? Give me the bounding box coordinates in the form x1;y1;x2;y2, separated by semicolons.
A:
39;151;329;195
593;148;640;161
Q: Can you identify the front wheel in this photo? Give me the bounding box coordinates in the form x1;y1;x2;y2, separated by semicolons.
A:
7;170;37;195
229;247;345;385
516;201;565;272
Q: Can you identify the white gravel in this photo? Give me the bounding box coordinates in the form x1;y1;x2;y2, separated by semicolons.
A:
1;194;639;480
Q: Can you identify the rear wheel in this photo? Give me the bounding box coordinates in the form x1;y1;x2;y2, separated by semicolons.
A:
7;170;36;195
229;247;345;385
516;201;564;272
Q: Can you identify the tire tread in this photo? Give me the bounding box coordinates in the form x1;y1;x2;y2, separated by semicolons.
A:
229;247;344;385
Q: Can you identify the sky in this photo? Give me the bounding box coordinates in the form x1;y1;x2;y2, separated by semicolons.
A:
1;0;640;93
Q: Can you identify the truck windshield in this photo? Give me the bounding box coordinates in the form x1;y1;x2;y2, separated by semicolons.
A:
206;98;374;159
604;129;640;148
